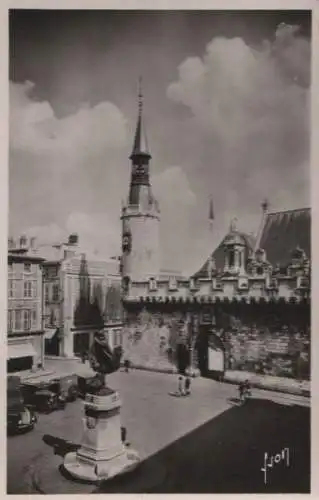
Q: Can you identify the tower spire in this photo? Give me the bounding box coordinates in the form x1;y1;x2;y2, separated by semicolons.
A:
130;77;150;158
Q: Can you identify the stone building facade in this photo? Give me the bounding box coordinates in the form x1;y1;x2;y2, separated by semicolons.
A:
39;234;122;358
120;89;311;380
7;236;45;373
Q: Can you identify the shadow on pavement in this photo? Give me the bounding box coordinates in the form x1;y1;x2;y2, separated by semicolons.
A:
42;435;80;457
96;397;310;494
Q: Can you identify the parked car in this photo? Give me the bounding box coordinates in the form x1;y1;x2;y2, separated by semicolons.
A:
7;376;37;435
58;374;79;402
22;380;67;414
30;389;67;414
77;374;98;398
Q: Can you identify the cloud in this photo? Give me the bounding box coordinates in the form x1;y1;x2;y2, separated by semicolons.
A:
10;81;128;159
152;166;197;271
22;212;121;259
153;165;196;208
167;23;310;209
9;22;310;274
20;167;197;265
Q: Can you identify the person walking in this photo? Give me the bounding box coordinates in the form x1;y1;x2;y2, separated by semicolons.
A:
184;376;191;396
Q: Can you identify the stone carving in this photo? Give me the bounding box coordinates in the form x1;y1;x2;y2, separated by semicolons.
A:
88;331;122;395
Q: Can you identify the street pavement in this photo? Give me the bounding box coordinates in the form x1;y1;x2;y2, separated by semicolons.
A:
7;369;310;494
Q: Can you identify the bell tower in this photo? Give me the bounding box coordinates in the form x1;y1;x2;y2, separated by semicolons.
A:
121;79;160;285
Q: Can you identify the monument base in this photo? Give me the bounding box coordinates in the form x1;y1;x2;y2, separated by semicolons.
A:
63;388;140;484
63;447;140;483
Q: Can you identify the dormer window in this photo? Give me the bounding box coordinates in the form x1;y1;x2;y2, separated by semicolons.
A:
189;278;197;290
149;277;157;291
229;251;235;267
256;266;263;276
169;276;177;291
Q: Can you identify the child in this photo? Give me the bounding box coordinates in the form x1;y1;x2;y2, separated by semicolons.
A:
184;376;191;396
178;376;184;395
124;359;130;373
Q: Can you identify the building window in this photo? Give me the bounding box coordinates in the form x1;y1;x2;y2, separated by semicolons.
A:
7;310;13;332
8;262;13;271
45;284;49;302
32;309;37;326
8;280;15;298
24;262;31;272
24;281;32;298
229;250;234;267
52;284;59;302
50;267;57;278
50;309;56;326
23;310;31;331
15;310;22;331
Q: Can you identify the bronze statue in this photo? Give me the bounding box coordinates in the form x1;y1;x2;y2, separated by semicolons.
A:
88;331;123;395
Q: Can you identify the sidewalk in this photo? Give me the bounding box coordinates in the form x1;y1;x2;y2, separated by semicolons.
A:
29;357;310;398
224;370;310;397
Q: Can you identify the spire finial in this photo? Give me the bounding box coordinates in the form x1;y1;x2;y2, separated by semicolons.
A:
138;76;143;114
261;198;269;213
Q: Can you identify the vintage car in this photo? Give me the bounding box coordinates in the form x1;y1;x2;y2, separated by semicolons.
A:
7;376;37;435
29;389;67;414
22;380;68;414
77;374;98;399
57;374;79;402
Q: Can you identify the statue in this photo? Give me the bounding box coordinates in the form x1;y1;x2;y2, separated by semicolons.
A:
229;217;238;233
88;330;123;395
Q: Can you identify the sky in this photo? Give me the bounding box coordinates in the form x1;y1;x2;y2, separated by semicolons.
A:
9;10;311;274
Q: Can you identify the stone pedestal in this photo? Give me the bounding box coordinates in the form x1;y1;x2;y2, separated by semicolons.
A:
63;387;140;483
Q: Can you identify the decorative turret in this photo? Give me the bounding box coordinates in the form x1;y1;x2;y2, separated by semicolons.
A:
121;79;160;285
223;218;247;276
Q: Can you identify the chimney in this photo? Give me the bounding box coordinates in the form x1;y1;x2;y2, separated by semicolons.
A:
30;237;37;253
8;237;15;250
68;233;79;246
19;235;27;249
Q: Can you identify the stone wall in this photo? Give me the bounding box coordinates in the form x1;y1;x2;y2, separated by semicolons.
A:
122;309;189;372
122;302;310;380
224;327;310;379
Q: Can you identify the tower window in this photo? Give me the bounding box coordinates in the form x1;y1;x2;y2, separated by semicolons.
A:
229;251;234;267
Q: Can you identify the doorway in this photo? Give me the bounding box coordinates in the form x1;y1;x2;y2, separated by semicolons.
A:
197;325;225;380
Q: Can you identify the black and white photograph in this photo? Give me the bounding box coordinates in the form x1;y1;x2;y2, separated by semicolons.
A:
7;6;311;494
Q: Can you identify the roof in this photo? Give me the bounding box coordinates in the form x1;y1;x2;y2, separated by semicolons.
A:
258;208;311;267
130;79;150;158
8;251;45;264
193;232;256;278
37;244;63;262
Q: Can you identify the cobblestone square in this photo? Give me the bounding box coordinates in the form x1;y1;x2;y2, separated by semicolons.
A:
7;370;310;494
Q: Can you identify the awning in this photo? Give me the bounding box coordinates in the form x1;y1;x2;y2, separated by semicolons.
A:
8;343;36;360
44;328;57;340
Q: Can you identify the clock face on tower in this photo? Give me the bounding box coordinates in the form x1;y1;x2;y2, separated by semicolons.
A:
133;163;148;184
122;232;132;253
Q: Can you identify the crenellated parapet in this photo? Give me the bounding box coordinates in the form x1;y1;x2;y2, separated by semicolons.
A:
122;242;310;305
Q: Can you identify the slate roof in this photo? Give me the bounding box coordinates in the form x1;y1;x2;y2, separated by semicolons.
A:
193;232;256;279
258;208;311;267
193;207;311;279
